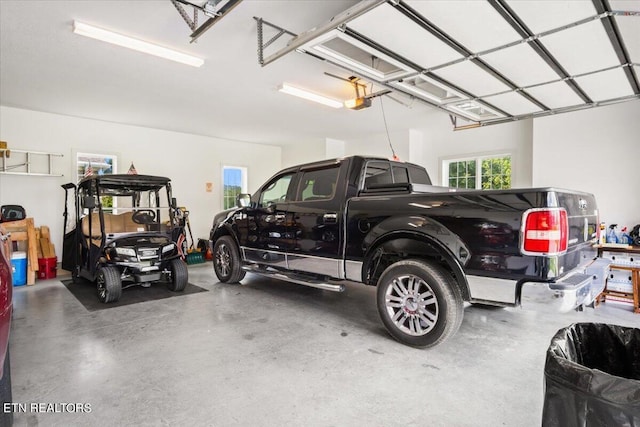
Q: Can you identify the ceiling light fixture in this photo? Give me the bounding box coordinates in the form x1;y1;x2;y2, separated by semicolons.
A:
73;21;204;68
278;83;343;108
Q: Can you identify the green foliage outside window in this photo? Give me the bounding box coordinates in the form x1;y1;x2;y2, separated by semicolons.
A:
481;157;511;190
224;185;242;209
446;156;511;190
101;196;113;208
448;160;476;189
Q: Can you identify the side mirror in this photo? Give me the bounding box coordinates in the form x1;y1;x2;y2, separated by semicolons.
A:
83;196;96;210
236;193;252;208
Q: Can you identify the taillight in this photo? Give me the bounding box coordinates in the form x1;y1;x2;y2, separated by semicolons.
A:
521;208;568;255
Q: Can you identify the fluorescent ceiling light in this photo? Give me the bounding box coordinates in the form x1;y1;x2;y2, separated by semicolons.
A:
278;83;343;108
73;21;204;67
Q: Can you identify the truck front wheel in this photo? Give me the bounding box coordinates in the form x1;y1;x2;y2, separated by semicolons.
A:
376;259;464;348
213;236;246;283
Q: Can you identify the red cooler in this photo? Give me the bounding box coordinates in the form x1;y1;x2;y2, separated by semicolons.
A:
37;257;57;280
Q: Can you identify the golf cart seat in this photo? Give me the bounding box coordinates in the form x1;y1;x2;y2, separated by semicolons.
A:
82;212;145;243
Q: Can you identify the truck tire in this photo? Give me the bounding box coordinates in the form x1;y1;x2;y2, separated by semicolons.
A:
213;236;246;283
376;259;464;348
97;266;122;303
0;347;12;427
168;258;188;292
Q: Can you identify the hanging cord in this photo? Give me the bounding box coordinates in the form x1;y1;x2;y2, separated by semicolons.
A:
371;56;398;160
379;96;397;160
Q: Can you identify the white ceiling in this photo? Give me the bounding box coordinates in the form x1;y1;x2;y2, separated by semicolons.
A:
1;1;639;146
0;0;441;146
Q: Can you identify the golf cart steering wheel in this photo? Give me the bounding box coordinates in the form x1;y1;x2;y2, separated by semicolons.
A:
132;209;156;224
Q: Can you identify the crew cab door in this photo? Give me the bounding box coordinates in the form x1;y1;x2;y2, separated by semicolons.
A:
287;162;343;278
242;172;295;268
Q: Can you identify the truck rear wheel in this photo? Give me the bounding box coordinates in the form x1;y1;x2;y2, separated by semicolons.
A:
168;258;188;292
376;259;464;348
213;236;246;283
97;266;122;303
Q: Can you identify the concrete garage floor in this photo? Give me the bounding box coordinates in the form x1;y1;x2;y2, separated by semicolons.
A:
8;263;640;427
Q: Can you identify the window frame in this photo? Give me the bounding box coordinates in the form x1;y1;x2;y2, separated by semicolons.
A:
442;153;512;190
76;152;117;182
222;165;248;210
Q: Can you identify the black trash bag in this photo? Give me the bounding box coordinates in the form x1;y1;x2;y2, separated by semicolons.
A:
543;323;640;427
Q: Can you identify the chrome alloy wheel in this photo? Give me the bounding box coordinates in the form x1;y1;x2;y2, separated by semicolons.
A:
384;274;439;336
215;242;231;277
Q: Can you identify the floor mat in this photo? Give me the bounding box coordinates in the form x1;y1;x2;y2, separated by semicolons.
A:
61;278;208;311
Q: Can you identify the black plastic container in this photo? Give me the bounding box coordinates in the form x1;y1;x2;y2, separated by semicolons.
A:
543;323;640;426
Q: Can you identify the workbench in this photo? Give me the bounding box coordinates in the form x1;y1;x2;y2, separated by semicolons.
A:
596;245;640;314
0;218;38;285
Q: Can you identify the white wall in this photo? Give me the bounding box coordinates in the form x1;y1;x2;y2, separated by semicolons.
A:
281;139;325;168
0;106;282;255
414;115;534;188
344;130;410;161
339;114;533;187
532;101;640;229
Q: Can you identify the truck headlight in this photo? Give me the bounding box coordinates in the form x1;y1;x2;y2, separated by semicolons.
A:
162;244;175;254
115;247;137;257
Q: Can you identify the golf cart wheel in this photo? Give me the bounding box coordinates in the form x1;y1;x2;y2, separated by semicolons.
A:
376;259;464;348
97;266;122;303
213;236;245;283
71;266;81;284
168;258;188;292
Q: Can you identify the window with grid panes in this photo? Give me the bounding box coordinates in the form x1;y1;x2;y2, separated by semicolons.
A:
444;155;511;190
481;156;511;190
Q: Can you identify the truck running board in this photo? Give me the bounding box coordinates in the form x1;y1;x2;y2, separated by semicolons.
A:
242;265;345;292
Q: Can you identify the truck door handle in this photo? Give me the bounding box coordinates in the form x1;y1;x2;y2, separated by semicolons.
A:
323;213;337;223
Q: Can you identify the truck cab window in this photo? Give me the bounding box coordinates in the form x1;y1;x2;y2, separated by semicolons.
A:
259;174;293;207
298;166;340;201
392;165;409;183
364;161;392;189
408;165;432;185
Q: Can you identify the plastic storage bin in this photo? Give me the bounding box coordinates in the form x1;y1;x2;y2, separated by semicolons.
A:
10;251;27;286
542;323;640;426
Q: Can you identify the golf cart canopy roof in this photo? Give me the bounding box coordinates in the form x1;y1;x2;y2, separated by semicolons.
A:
76;174;171;192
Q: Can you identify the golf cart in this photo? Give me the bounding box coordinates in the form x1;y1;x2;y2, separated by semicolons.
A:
61;174;188;303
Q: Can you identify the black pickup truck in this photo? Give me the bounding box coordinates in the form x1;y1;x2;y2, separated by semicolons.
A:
209;156;609;348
